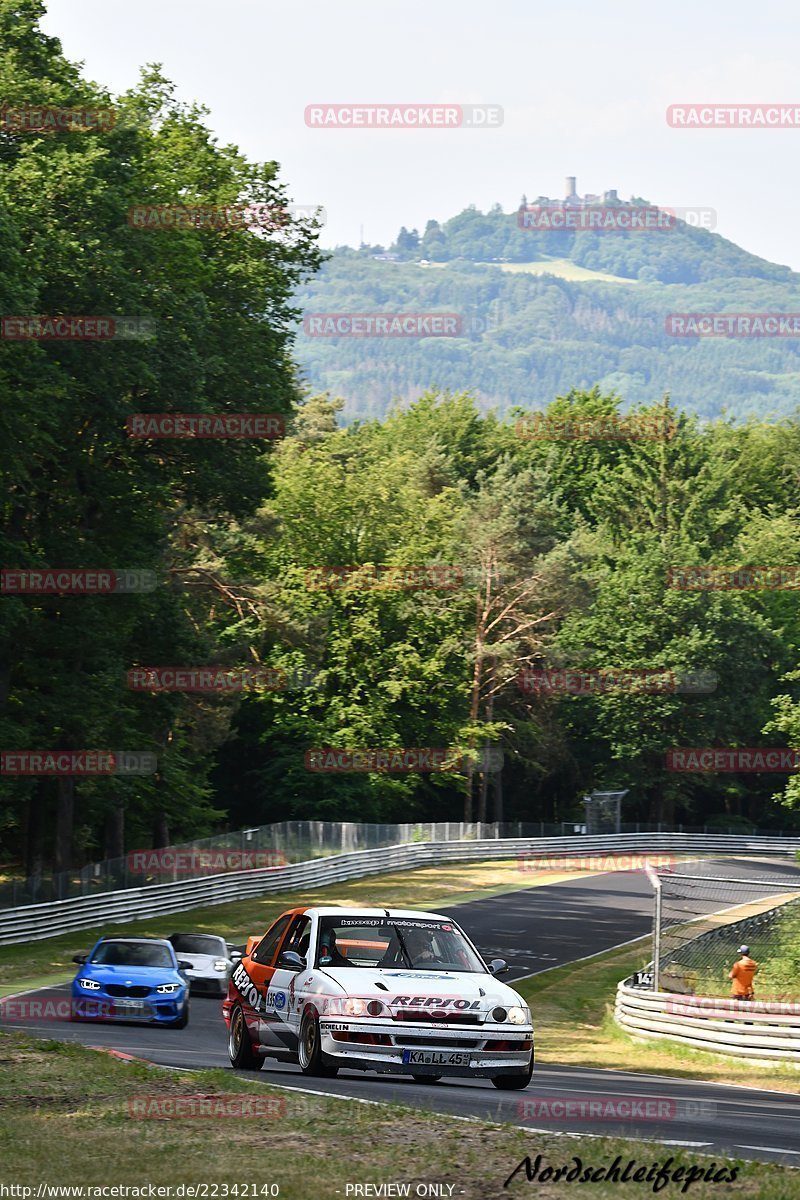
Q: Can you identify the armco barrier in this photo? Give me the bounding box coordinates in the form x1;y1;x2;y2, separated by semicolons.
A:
1;832;798;946
615;980;800;1062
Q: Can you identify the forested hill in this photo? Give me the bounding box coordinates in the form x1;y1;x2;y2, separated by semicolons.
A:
293;204;800;424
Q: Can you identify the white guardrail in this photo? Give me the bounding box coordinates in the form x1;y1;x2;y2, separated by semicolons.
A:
1;832;798;946
615;983;800;1062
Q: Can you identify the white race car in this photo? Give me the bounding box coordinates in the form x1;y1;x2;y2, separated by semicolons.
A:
223;906;534;1089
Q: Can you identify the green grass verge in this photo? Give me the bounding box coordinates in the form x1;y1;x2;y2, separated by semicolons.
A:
0;1030;796;1198
515;941;800;1093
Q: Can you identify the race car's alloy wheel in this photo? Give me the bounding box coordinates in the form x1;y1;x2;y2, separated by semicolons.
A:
491;1050;534;1090
298;1010;339;1077
229;1005;263;1071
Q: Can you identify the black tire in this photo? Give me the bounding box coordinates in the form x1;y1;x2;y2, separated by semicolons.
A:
412;1075;442;1083
169;1002;190;1030
491;1050;534;1091
298;1009;339;1077
228;1005;263;1071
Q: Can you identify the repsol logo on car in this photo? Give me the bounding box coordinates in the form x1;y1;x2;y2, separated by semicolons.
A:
390;996;480;1009
232;962;263;1012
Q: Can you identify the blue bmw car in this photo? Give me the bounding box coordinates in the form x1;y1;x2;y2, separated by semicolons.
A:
71;937;191;1027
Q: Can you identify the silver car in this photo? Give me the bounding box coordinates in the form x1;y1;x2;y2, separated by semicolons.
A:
168;933;238;996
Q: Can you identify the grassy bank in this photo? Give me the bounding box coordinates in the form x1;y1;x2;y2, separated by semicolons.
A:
0;1030;795;1198
516;942;800;1093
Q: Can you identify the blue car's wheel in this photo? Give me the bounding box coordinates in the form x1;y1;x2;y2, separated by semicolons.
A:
168;1000;190;1029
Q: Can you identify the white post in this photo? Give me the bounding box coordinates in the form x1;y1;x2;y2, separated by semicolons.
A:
645;862;663;993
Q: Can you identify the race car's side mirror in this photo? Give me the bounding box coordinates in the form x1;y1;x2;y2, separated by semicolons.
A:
72;954;87;964
229;950;242;962
488;958;508;975
278;951;305;971
177;961;193;972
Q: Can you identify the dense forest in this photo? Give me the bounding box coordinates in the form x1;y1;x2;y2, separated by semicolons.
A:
293;215;800;423
2;1;800;881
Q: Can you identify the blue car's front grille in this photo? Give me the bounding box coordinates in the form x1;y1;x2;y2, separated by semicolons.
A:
105;985;151;998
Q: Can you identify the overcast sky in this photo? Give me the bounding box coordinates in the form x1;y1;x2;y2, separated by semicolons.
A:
42;0;800;269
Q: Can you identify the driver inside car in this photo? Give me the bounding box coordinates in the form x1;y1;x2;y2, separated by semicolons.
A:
380;925;437;967
318;929;348;967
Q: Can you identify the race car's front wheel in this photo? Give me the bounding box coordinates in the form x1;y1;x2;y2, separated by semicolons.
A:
298;1010;339;1077
491;1051;534;1090
229;1005;263;1071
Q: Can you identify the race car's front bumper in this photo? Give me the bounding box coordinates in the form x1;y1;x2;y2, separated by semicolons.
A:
318;1016;533;1077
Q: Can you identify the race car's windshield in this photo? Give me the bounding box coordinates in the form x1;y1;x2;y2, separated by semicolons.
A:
90;941;174;968
315;916;486;972
169;935;226;955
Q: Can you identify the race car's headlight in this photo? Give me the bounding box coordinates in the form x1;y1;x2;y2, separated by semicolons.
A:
213;960;228;971
156;983;180;994
79;978;101;991
343;998;367;1016
507;1006;527;1024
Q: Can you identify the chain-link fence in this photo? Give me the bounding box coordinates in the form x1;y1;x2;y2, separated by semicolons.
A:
653;861;800;1000
3;820;797;909
584;790;627;834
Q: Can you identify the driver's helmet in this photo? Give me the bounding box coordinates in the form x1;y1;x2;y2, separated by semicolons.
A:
403;926;432;959
319;928;339;965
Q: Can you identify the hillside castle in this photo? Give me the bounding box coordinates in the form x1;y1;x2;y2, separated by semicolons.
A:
530;177;631;207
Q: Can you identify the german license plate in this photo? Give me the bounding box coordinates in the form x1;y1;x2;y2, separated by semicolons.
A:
114;999;147;1011
402;1049;470;1066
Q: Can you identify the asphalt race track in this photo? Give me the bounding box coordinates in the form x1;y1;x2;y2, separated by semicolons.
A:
7;857;800;1166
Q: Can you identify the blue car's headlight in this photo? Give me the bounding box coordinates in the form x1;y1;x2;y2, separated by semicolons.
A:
156;983;181;994
79;978;101;991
